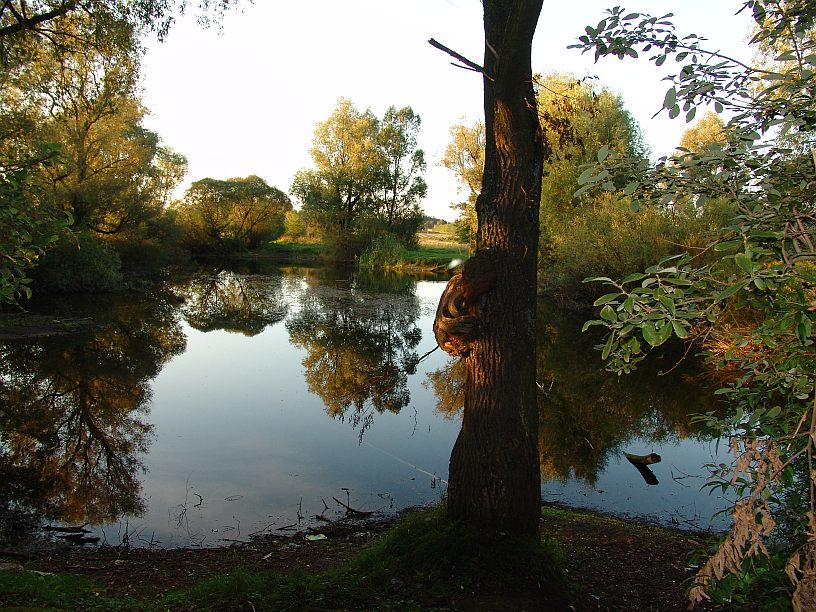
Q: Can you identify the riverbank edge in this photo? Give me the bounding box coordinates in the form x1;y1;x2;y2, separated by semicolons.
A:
0;502;727;611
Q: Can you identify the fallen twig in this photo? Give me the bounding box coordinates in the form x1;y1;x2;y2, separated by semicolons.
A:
333;496;374;517
277;523;298;531
248;522;276;537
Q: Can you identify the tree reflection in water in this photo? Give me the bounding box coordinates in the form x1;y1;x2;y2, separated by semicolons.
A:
426;302;720;486
176;270;289;336
286;272;422;439
0;293;185;542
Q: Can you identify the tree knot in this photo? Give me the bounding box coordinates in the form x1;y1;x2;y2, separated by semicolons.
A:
433;274;478;356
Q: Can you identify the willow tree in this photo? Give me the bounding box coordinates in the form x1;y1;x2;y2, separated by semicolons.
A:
433;0;545;536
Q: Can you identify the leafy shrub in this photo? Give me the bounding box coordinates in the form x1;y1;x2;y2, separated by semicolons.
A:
174;175;291;254
31;232;123;293
110;210;188;279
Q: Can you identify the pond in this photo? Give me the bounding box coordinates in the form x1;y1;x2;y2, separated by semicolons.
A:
0;264;729;548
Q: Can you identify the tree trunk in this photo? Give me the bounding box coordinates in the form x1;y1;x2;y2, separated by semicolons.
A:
446;0;544;536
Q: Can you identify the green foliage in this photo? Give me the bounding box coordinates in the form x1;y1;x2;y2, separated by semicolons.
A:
444;75;654;270
441;121;484;248
0;1;238;63
400;245;468;269
574;2;816;608
692;550;794;610
0;166;64;305
374;106;427;244
0;569;135;610
21;15;173;237
679;110;728;154
354;507;569;603
1;6;189;302
32;232;123;293
109;208;188;279
433;222;459;236
283;209;305;239
175;175;291;254
537;72;649;269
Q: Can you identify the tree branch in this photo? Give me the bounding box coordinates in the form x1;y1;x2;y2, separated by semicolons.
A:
0;1;77;38
427;37;491;79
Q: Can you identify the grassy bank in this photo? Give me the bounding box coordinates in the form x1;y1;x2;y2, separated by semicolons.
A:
399;244;468;270
0;504;722;611
263;236;469;272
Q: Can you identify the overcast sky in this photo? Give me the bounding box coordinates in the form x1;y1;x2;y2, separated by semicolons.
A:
141;1;755;221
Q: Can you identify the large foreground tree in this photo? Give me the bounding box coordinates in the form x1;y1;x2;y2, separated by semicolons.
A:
435;0;544;535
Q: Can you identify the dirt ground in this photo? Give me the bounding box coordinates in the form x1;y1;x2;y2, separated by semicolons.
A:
5;505;728;611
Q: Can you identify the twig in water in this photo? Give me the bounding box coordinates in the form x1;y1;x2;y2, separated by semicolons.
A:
277;523;298;531
333;496;374;517
248;522;276;537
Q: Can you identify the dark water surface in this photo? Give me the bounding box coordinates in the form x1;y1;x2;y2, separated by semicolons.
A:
0;265;728;548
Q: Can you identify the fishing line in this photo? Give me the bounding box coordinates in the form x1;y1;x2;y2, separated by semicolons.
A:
362;440;448;485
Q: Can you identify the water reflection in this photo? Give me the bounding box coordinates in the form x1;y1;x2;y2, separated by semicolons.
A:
286;271;422;436
426;303;720;487
0;267;728;547
0;293;185;537
176;270;289;336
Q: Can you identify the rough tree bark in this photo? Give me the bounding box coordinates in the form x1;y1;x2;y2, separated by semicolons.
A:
445;0;545;536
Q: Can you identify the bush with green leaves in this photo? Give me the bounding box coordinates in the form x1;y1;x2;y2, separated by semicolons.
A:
175;175;291;254
32;232;123;293
0;164;65;306
574;2;816;609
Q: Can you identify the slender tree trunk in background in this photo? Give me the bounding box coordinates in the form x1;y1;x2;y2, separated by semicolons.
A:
446;0;544;536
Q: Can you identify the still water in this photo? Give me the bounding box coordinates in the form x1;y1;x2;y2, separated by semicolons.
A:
0;264;728;548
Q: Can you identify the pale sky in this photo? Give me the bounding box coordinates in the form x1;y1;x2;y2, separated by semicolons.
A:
141;1;754;221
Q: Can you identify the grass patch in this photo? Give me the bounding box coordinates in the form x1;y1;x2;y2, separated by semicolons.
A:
351;507;571;607
401;245;468;269
0;570;136;611
164;507;571;610
264;237;467;270
264;240;322;254
163;567;377;611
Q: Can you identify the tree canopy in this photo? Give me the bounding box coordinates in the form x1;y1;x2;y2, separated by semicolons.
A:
291;99;426;257
678;110;727;153
175;175;291;253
